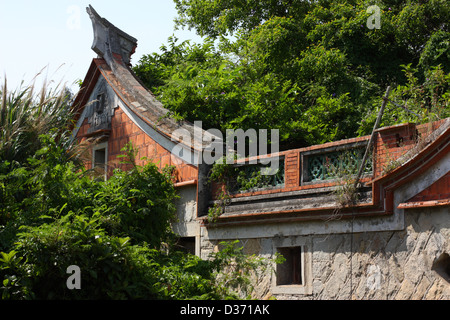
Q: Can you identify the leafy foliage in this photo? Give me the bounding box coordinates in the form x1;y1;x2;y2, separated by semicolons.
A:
0;134;276;300
1;212;230;300
358;64;450;135
0;76;280;300
209;240;284;299
134;0;449;149
93;143;178;247
0;79;75;166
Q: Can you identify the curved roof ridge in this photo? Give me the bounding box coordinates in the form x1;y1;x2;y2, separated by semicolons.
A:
85;6;221;152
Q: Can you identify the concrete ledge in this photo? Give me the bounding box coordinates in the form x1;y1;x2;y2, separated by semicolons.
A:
174;179;197;188
398;199;450;209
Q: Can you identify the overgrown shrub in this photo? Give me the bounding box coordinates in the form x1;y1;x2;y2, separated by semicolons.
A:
0;134;276;299
0;79;74;165
92;143;178;247
0;213;227;300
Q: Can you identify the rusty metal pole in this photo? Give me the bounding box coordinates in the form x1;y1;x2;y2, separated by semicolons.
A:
354;86;392;190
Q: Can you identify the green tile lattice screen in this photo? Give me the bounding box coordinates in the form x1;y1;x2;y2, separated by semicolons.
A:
307;148;373;182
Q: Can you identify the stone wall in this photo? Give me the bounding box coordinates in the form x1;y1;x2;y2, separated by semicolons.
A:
309;207;449;300
200;206;449;300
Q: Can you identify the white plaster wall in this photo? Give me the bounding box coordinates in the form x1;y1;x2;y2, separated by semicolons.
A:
172;185;199;238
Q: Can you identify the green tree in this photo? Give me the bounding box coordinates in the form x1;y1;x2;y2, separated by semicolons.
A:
0;78;281;300
134;0;449;149
358;64;450;135
1;134;277;300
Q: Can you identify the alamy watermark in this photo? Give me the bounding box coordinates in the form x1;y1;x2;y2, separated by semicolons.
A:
65;3;383;172
171;121;280;175
366;5;381;30
66;265;81;290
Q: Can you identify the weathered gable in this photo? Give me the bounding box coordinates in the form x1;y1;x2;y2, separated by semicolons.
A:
72;65;198;181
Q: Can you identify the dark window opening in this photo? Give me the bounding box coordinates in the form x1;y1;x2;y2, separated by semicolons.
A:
176;237;196;255
432;252;450;283
277;247;302;286
93;147;107;180
95;93;105;114
94;148;106;169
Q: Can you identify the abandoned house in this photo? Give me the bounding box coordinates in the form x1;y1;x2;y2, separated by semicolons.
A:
71;6;450;300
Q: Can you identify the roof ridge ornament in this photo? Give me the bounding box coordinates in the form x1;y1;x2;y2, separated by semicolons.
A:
86;5;138;67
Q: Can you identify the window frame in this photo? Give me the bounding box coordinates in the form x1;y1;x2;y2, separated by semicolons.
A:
276;246;304;286
92;142;108;180
272;237;312;295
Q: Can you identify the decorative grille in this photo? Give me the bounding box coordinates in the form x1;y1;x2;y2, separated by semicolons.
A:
306;147;372;182
230;159;285;192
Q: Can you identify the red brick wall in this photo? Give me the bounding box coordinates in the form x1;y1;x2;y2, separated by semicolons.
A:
76;110;444;201
374;119;447;177
374;123;418;176
407;172;450;202
210;119;447;200
76;106;198;182
285;152;299;188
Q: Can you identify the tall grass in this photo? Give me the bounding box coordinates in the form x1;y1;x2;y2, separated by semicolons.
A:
0;76;78;166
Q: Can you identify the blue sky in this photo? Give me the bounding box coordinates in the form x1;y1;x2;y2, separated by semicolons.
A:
0;0;203;92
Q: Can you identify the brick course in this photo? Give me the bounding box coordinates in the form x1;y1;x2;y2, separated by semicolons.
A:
210;120;448;205
76;106;197;182
408;172;450;202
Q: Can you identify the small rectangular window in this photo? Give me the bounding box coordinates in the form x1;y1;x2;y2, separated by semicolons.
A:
94;148;106;169
277;246;303;286
92;142;108;180
176;237;196;255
